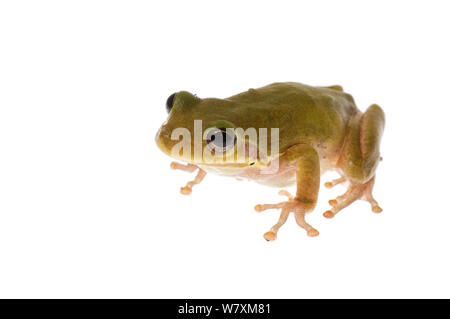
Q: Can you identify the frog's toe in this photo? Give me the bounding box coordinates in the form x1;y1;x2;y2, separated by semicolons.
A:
258;207;289;241
278;189;295;199
367;198;383;213
170;161;197;172
324;176;346;188
363;177;383;213
170;162;207;195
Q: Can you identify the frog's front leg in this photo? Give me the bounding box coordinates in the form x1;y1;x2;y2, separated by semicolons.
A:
170;162;207;195
254;144;320;241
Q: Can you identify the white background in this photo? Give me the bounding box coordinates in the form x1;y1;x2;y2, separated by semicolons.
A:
0;0;449;298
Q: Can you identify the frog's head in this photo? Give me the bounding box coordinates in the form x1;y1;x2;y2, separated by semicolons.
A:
155;91;278;169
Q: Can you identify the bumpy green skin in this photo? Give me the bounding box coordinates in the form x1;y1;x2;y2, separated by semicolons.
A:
156;82;385;185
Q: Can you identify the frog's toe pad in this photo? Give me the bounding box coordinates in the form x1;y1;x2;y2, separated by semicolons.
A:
328;199;338;206
323;210;335;219
307;228;320;237
372;205;383;213
263;231;277;241
254;204;264;212
180;186;192;195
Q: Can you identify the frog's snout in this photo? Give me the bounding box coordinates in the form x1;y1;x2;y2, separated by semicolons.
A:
155;125;172;153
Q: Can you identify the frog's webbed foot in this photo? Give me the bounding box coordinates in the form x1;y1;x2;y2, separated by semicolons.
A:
255;190;319;241
170;162;206;195
323;176;382;219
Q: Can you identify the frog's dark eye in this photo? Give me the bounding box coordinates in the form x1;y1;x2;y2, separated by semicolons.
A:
166;93;176;113
206;128;236;153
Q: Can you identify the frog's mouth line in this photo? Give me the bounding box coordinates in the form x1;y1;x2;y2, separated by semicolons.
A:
193;161;256;168
157;135;257;167
158;141;273;168
158;139;275;168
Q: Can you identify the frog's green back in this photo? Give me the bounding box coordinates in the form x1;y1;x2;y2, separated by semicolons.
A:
225;82;358;154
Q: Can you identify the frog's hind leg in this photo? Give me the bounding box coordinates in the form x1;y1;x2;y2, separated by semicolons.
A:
324;104;385;218
323;176;382;218
338;104;385;184
170;162;207;195
323;107;386;194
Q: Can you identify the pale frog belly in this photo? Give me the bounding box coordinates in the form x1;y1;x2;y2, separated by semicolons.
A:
198;156;338;188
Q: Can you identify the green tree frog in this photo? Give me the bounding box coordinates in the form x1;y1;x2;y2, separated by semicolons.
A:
155;82;385;240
